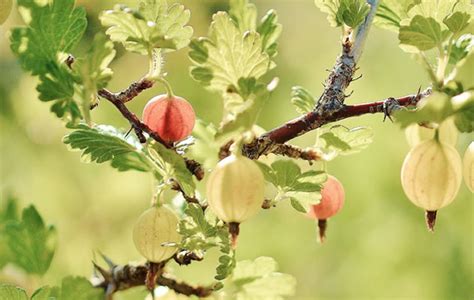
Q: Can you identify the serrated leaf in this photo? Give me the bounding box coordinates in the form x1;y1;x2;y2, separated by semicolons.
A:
74;33;116;115
443;11;471;35
315;125;373;160
216;81;270;143
407;0;473;24
153;143;195;196
453;50;474;90
10;0;86;76
4;206;56;275
315;0;341;27
339;0;371;28
315;0;370;28
186;120;219;169
178;203;217;251
271;160;301;188
230;0;257;32
291;86;316;114
0;285;27;300
0;196;19;269
9;0;87;124
100;0;193;55
290;198;307;213
63;125;152;173
189;12;271;97
56;277;104;300
231;257;296;300
31;286;59;300
399;16;449;52
375;0;416;32
449;34;474;65
257;10;282;58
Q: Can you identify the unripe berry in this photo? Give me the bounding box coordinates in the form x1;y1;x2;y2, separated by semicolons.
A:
307;175;345;242
142;95;196;143
133;206;181;263
401;139;462;231
463;142;474;192
405;118;458;148
206;154;265;248
0;0;12;25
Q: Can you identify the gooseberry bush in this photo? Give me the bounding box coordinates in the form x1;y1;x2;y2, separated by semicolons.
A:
0;0;473;299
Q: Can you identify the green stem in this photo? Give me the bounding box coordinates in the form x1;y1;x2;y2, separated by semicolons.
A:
156;77;174;98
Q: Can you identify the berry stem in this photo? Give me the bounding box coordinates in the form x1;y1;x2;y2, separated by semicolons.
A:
317;219;328;243
425;210;437;232
229;222;240;250
156;77;175;98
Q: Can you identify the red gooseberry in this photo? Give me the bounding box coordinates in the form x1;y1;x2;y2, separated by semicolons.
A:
307;175;345;242
142;95;196;143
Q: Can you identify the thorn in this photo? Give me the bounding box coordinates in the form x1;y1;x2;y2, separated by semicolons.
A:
325;69;331;72
124;126;133;138
99;251;117;269
351;74;363;82
344;90;354;98
92;261;111;281
321;82;326;88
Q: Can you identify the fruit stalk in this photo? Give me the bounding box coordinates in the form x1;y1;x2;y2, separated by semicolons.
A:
229;222;240;250
317;219;328;243
425;211;437;232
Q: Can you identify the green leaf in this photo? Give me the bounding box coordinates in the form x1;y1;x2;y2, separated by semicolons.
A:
216;81;271;143
10;0;87;124
0;285;27;300
178;203;218;251
407;0;473;24
395;92;453;126
314;0;341;27
100;0;193;55
315;0;370;28
186;120;220;169
291;86;316;114
452;91;474;133
215;228;236;281
231;257;296;300
152;143;196;196
315;125;373;160
375;0;417;32
257;160;326;212
31;286;59;300
63;125;152;173
453;50;474;90
229;0;257;32
55;277;104;300
339;0;371;28
443;11;471;35
10;0;86;75
4;206;57;275
189;12;271;96
0;196;19;269
257;10;282;58
399;15;449;52
449;34;474;65
74;33;116;116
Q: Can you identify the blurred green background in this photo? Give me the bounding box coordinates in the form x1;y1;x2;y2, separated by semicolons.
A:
0;1;473;299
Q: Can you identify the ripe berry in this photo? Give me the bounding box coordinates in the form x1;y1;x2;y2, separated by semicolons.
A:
463;142;474;192
401;139;462;231
307;175;345;243
206;154;265;248
133;206;181;263
142;95;196;143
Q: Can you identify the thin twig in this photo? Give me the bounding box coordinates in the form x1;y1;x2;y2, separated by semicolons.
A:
243;89;430;159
